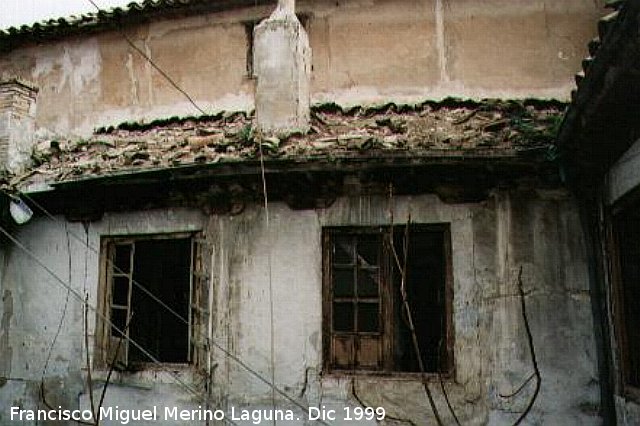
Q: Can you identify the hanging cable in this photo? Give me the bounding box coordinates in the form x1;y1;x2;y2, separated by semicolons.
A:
38;222;73;423
14;1;325;422
387;185;445;426
0;222;242;426
86;0;207;116
3;189;331;426
258;136;278;426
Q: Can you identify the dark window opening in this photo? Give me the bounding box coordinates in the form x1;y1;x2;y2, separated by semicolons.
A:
244;21;256;78
128;239;190;363
323;225;452;374
101;235;204;368
392;228;446;372
613;207;640;389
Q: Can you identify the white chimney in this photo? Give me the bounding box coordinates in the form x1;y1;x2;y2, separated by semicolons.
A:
253;0;311;135
0;78;38;174
278;0;295;13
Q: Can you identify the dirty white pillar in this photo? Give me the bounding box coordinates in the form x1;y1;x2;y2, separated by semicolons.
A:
278;0;295;13
253;0;311;135
0;78;37;174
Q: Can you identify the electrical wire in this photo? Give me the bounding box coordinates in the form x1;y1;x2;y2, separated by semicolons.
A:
37;223;72;425
39;222;71;377
73;4;284;413
258;138;278;426
85;0;207;116
388;186;445;426
0;223;241;426
17;1;326;422
3;190;330;426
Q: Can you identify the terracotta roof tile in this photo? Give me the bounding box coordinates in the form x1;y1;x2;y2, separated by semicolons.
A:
11;99;564;189
0;0;273;52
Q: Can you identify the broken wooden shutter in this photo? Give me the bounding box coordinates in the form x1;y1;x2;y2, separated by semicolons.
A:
107;241;134;368
190;233;212;371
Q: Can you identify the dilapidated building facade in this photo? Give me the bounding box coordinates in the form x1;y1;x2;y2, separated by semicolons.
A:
559;1;640;424
0;0;627;424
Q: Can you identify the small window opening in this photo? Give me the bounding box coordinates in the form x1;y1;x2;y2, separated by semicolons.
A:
244;21;257;78
100;234;207;369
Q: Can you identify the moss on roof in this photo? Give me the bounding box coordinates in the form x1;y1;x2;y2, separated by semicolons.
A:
10;99;565;189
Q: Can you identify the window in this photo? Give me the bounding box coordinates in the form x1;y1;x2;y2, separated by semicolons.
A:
322;225;453;374
612;205;640;396
96;233;210;369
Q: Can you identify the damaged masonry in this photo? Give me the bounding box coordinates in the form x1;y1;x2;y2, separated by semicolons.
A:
0;0;637;425
22;100;562;182
16;100;563;213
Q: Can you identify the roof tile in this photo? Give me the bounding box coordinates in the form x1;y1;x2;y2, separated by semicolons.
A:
10;100;564;189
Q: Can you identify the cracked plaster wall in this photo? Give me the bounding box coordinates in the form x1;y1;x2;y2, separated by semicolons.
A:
0;0;604;138
0;190;600;425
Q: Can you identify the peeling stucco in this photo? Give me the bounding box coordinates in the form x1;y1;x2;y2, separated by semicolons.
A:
0;190;600;424
0;0;602;138
0;0;613;424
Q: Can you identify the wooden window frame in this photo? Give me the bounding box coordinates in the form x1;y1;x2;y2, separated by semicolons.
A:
608;204;640;402
95;232;211;371
322;224;454;377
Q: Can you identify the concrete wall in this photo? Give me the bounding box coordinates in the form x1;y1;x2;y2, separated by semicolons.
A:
0;0;603;138
308;0;602;104
0;190;600;424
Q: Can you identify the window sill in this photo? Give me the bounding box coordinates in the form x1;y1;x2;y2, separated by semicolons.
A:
126;362;191;371
87;364;195;387
321;369;455;382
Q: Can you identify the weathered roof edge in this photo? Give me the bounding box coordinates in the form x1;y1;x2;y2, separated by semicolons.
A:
11;149;559;219
17;148;555;194
97;97;567;135
10;96;562;191
557;0;639;158
0;0;275;53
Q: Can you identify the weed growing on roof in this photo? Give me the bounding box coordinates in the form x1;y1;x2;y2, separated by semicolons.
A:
237;124;254;145
508;105;564;145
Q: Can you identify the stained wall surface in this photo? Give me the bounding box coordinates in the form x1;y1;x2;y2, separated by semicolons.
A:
0;0;607;423
0;0;603;137
0;191;600;424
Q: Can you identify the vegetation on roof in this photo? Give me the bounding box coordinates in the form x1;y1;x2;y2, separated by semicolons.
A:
10;99;565;189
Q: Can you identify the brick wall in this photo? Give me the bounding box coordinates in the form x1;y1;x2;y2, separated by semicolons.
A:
0;79;37;173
